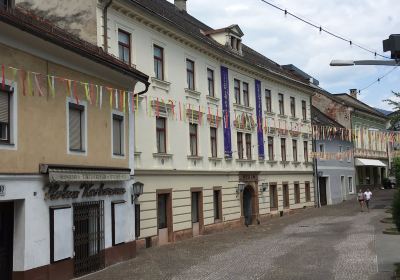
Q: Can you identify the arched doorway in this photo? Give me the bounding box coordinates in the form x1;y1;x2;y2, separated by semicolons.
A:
242;185;254;226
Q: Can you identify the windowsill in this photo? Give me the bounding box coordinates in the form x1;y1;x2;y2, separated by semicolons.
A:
209;157;223;161
280;161;289;165
225;156;233;161
206;95;220;103
303;162;313;166
236;158;256;163
153;153;173;158
69;149;86;153
267;160;277;164
278;114;288;119
185;88;201;99
302;119;310;123
0;142;14;146
290;117;299;121
258;157;265;163
233;103;254;111
187;155;203;160
292;161;301;165
151;77;171;92
264;111;275;116
113;153;125;158
290;131;301;137
134;151;142;157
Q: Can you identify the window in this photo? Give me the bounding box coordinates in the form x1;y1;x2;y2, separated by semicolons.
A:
278;93;284;115
269;184;278;210
268;136;274;161
237;132;243;159
156;117;166;153
305;182;311;202
207;68;215;97
283;184;289;208
234;79;241;104
339;145;343;161
294;183;300;204
189;123;198;156
118;29;131;65
290;97;295;117
153;45;164;80
112;201;127;245
265;89;272;113
292;140;298;162
210;127;217;158
304;141;309;163
346;146;351;162
112;114;124;156
186;59;195;90
302;100;307;120
281;138;286;162
158;194;168;229
213;189;222;221
348;177;354;193
0;90;10;143
319;144;325;153
69;103;85;152
191;192;200;223
243;82;249;107
245;133;252;159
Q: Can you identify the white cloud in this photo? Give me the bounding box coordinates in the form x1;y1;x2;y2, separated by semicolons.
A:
167;0;400;110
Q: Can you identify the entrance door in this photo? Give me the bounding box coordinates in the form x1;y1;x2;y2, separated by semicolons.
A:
283;184;290;208
73;201;105;277
243;186;253;226
191;192;201;236
319;177;327;206
0;202;13;280
157;193;171;245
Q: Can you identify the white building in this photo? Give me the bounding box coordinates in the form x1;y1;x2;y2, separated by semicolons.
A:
100;0;316;247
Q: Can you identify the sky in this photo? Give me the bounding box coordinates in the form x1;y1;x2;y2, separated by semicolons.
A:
167;0;400;111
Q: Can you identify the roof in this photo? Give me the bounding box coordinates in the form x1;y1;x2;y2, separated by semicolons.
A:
126;0;311;86
311;105;345;128
283;64;319;86
0;6;150;88
334;94;388;119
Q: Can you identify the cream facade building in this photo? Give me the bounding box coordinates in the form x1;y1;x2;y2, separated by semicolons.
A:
99;0;316;246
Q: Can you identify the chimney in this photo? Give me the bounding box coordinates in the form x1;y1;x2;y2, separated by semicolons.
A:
174;0;187;11
349;88;358;99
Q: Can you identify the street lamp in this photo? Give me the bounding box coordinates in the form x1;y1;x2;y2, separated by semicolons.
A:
132;181;144;203
260;182;268;193
236;182;245;198
330;59;398;67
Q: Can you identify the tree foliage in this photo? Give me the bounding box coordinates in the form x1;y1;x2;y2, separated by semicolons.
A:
384;91;400;130
393;189;400;231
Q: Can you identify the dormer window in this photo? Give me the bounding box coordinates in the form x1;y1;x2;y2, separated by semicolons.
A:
230;36;241;52
204;24;244;55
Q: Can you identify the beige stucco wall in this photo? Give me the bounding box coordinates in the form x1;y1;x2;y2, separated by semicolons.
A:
0;43;130;173
15;0;98;45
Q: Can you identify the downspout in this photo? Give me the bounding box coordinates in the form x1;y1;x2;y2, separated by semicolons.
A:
103;0;113;53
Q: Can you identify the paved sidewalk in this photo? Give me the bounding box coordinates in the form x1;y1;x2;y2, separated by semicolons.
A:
81;189;398;280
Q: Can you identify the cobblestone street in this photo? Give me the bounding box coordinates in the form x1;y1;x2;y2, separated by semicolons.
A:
82;189;398;280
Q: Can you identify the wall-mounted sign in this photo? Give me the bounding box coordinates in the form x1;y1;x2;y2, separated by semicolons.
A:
239;174;259;182
0;185;5;196
44;182;126;201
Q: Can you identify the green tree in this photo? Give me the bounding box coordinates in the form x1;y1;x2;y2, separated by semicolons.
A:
393;189;400;231
384;91;400;130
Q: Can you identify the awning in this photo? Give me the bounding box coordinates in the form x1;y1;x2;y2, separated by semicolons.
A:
355;158;387;167
40;164;131;182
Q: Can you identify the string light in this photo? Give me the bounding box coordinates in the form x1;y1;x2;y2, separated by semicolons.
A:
259;0;390;59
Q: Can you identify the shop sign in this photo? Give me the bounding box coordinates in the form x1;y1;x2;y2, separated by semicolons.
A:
0;185;5;196
49;172;130;182
44;182;126;201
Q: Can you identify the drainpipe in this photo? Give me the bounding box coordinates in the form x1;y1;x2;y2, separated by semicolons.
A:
103;0;113;53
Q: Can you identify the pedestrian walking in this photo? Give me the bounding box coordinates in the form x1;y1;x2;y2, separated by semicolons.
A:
357;189;365;212
364;188;372;212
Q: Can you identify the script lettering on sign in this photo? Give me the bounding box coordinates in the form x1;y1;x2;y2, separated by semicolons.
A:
44;182;126;200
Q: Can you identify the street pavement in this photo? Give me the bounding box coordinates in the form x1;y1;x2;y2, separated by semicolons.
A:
81;189;399;280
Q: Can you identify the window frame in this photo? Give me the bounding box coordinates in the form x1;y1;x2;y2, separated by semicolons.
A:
301;100;307;120
156;117;167;154
243;82;249;107
269;183;278;210
292;139;298;162
245;133;252;159
67;101;86;154
305;182;311;202
210;127;217;158
213;187;222;222
186;59;195;90
112;113;124;156
237;132;243;159
207;68;215;97
153;44;164;80
283;183;290;208
281;138;286;162
303;141;309;163
265;89;272;113
0;89;11;144
278;93;284;115
268;136;274;161
189;123;198;156
118;29;131;65
234;79;241;105
294;183;300;204
290;96;296;118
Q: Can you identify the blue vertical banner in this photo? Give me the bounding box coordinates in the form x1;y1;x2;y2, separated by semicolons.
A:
255;79;265;159
221;66;232;158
